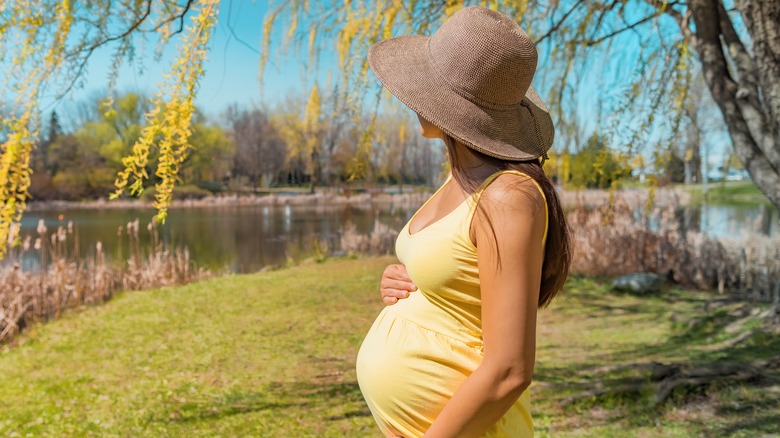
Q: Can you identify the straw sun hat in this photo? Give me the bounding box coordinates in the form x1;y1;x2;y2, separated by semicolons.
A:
367;5;554;162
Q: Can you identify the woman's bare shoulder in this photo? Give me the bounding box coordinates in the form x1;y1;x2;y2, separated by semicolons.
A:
479;171;546;213
469;171;546;245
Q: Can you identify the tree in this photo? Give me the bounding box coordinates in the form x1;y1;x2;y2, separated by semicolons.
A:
223;105;285;190
26;92;232;200
31;110;62;174
568;133;633;189
682;111;702;185
182;112;235;184
677;75;726;185
0;0;219;257
664;151;687;184
2;0;778;260
272;93;313;187
303;83;324;193
81;93;150;169
264;0;779;207
318;86;359;186
372;113;415;185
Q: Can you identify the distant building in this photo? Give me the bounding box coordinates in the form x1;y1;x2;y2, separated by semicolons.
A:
706;166;750;182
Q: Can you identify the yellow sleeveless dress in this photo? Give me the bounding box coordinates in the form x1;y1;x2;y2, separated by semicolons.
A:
355;169;548;437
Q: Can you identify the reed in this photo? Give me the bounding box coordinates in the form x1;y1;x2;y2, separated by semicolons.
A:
0;218;212;345
340;217;398;256
568;199;780;302
2;192;775;345
339;193;778;303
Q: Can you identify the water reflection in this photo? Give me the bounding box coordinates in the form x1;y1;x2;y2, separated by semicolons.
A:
700;202;779;237
7;200;777;274
643;202;778;240
9;204;417;274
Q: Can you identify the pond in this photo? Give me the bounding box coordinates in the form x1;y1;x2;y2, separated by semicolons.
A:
639;201;779;241
6;197;778;275
9;203;416;274
675;202;778;239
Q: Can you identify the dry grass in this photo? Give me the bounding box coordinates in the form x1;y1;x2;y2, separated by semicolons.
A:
0;218;214;345
3;187;776;347
568;199;780;302
0;257;776;436
560;185;691;208
339;218;398;256
339;188;778;302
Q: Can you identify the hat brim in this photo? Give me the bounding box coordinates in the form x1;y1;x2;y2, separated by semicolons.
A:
367;35;554;161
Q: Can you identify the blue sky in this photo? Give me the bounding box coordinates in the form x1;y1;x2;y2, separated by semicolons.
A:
36;0;733;168
40;0;331;120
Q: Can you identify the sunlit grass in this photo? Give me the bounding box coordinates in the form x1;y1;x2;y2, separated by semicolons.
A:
0;257;776;436
0;218;214;344
683;180;771;205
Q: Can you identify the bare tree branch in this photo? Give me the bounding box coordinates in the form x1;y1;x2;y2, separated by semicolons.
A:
51;0;198;107
153;0;196;34
535;0;587;45
582;11;664;46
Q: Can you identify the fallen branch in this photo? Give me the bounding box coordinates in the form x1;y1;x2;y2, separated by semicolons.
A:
701;329;758;351
559;355;780;408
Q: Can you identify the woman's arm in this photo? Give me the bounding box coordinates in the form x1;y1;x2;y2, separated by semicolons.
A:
423;174;547;438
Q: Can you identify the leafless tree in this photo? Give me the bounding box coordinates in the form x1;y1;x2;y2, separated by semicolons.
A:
223;104;285;190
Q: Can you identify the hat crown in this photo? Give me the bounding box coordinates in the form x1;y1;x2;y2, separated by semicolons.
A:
429;6;538;106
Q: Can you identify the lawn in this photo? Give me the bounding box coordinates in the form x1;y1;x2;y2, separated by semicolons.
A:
1;256;777;437
682;180;771;205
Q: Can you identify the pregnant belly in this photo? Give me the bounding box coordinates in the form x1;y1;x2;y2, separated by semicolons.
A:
355;295;483;437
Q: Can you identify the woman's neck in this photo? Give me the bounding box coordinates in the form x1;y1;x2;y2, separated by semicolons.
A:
449;140;504;181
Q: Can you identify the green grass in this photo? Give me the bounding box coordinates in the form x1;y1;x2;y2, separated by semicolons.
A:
682;180;771;205
1;258;777;437
533;276;779;437
609;179;772;206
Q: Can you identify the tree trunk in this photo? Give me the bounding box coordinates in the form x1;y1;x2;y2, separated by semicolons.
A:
310;148;321;194
684;107;703;184
736;0;780;147
688;0;780;209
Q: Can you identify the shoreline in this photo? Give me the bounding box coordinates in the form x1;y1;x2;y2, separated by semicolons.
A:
24;190;435;212
24;185;695;212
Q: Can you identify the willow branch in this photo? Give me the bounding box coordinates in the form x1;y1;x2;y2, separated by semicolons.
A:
51;0;199;106
153;0;196;33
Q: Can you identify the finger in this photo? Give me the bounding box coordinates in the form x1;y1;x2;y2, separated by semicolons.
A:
382;287;415;299
389;265;414;282
383;296;398;305
380;289;403;301
392;289;410;299
382;278;417;292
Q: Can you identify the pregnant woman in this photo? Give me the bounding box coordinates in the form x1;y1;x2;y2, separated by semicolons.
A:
355;6;572;438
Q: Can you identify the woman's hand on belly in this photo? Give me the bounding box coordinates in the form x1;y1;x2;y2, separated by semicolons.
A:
380;263;418;305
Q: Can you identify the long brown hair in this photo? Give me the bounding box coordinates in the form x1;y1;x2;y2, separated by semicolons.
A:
443;133;571;308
